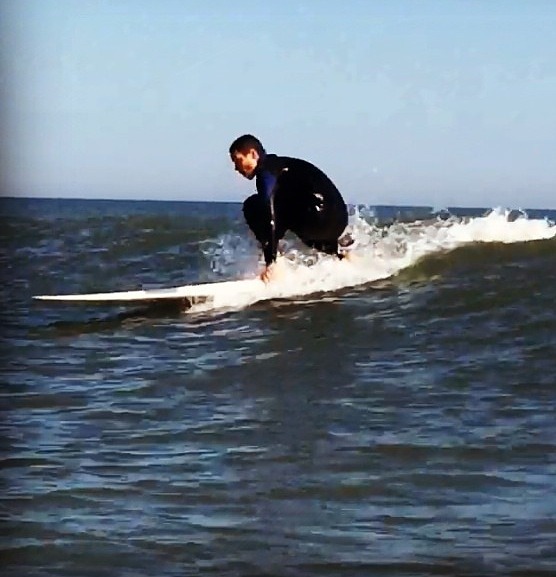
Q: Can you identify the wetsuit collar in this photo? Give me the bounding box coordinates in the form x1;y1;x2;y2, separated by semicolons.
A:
254;151;268;175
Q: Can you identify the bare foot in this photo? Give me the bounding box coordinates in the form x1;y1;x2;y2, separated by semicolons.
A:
342;251;359;263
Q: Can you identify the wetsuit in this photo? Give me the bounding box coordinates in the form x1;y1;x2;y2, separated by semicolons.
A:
242;153;348;266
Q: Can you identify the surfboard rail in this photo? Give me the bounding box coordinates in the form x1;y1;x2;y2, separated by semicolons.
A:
33;278;266;304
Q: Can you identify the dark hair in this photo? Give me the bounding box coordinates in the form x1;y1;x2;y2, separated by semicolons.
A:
229;134;265;156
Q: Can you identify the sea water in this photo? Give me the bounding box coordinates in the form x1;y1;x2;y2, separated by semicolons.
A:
1;198;556;576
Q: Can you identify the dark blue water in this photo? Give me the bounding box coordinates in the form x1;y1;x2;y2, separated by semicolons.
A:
1;197;556;577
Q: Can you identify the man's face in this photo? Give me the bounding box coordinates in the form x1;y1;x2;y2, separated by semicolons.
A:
231;149;259;180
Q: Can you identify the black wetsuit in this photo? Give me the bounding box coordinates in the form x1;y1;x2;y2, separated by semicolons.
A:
242;153;348;266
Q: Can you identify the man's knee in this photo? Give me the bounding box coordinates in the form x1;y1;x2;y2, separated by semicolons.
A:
243;194;276;245
242;194;263;225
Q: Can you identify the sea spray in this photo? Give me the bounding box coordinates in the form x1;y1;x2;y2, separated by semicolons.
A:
195;208;556;313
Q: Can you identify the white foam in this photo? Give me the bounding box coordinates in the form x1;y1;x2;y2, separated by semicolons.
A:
195;208;555;312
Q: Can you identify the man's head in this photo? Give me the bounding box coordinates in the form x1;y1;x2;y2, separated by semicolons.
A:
229;134;266;180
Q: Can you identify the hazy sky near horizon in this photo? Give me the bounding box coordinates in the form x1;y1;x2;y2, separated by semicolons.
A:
2;0;556;208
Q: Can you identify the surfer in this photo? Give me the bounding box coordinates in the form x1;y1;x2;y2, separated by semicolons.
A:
229;134;349;282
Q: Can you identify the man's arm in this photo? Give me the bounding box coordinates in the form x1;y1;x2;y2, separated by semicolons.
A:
257;170;278;266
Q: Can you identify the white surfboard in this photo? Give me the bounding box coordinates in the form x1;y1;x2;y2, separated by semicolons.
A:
33;278;267;308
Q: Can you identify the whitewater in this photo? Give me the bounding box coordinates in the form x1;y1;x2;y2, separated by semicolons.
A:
196;208;556;313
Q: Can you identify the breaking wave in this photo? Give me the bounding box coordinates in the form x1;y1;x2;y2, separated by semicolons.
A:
198;208;556;312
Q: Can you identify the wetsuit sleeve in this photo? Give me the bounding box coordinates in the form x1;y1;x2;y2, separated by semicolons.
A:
256;170;279;265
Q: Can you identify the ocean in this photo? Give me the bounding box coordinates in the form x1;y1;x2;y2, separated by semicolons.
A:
1;197;556;577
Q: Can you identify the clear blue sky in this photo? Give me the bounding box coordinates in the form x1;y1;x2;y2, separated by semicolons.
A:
2;0;556;208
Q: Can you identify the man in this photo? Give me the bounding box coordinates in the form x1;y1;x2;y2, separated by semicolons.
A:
229;134;349;282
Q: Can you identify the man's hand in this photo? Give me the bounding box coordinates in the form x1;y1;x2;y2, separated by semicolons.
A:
260;258;287;283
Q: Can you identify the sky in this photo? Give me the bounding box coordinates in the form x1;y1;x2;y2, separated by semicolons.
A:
1;0;556;208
